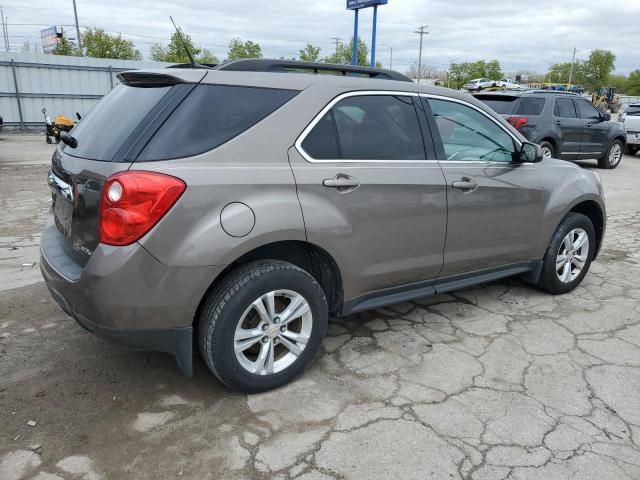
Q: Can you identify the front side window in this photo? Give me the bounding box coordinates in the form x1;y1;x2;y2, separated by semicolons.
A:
576;100;602;120
428;98;516;162
301;94;426;160
554;98;577;118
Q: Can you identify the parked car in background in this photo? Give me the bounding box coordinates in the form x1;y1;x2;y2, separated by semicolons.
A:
474;90;626;168
42;60;606;393
500;79;525;90
462;78;498;91
621;102;640;155
570;85;585;94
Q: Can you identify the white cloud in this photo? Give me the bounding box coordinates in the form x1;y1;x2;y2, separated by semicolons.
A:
3;0;639;74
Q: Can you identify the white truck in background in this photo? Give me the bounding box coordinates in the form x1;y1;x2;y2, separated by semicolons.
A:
621;103;640;156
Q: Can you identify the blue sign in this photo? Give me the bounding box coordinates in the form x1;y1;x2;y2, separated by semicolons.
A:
347;0;387;10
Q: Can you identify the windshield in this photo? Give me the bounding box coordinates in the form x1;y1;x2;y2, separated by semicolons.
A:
65;84;171;161
626;106;640;116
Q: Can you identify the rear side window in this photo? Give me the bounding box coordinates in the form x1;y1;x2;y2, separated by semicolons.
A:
626;105;640;116
554;98;577;118
514;97;545;115
302;95;426;160
301;112;339;159
139;85;298;161
66;84;171;161
476;96;518;115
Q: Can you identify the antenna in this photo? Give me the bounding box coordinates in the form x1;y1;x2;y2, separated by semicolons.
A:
170;16;196;67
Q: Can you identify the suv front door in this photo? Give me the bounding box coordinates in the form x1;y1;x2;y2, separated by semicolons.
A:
424;96;544;278
291;92;447;302
575;98;608;158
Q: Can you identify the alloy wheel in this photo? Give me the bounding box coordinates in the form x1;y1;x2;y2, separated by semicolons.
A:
555;228;589;283
608;143;622;167
234;290;312;375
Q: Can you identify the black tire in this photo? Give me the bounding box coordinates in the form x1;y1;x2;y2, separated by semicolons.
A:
536;212;595;295
46;136;53;144
539;140;555;159
598;139;624;169
626;145;638;156
198;260;328;393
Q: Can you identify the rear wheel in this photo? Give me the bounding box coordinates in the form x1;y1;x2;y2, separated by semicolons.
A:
536;212;595;295
198;260;328;393
598;140;623;169
539;141;555;159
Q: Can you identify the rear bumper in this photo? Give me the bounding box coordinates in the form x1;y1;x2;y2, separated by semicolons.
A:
40;211;221;375
626;133;640;146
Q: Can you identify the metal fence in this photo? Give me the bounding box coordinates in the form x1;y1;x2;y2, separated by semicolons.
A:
0;52;170;127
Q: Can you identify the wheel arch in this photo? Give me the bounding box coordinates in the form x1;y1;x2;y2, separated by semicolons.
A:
194;240;345;328
568;200;605;259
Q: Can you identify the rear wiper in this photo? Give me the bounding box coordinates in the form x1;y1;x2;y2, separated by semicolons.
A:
60;132;78;148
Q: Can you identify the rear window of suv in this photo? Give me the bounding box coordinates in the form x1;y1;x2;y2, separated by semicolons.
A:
476;95;546;116
139;85;298;161
65;84;171;161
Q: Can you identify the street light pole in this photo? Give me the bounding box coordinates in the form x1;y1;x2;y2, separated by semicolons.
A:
382;43;392;70
72;0;82;54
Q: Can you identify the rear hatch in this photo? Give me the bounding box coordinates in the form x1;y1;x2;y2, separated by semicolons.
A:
48;71;204;265
475;94;546;137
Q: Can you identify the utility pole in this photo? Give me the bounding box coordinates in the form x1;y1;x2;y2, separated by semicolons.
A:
568;47;576;87
1;8;9;52
414;25;428;83
382;43;393;70
331;37;341;55
72;0;82;54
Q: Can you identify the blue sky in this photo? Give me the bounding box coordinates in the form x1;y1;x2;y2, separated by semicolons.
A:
2;0;638;74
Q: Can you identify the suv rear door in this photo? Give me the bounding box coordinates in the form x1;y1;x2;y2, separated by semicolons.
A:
290;91;447;302
553;97;583;159
423;95;544;278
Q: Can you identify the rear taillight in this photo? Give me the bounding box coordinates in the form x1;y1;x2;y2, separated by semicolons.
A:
99;171;186;246
508;116;528;130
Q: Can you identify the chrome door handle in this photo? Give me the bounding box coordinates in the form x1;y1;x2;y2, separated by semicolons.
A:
452;177;478;192
322;174;360;192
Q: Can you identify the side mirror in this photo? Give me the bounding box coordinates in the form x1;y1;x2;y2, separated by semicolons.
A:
520;142;543;163
602;112;611;121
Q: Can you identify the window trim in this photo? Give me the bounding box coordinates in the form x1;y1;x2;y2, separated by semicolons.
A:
295;90;434;163
420;93;523;165
295;90;523;165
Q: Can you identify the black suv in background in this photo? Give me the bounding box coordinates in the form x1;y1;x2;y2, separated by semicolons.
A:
474;91;626;169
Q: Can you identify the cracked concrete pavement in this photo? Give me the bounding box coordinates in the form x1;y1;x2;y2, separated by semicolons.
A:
1;134;640;479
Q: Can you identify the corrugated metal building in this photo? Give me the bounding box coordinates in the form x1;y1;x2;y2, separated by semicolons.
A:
0;52;170;127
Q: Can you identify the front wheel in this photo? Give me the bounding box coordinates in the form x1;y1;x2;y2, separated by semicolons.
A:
198;260;328;393
539;141;555;159
598;140;623;169
536;212;595;295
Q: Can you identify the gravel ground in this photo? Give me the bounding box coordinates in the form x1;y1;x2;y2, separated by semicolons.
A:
1;134;640;480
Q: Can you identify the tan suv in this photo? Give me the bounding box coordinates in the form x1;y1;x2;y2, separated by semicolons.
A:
41;60;606;392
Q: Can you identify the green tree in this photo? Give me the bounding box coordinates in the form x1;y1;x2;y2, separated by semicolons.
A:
226;38;262;60
583;49;616;91
548;61;585;85
299;43;321;62
447;60;503;89
151;29;219;64
608;74;629;94
628;70;640;96
82;28;141;60
52;34;79;56
323;37;369;66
